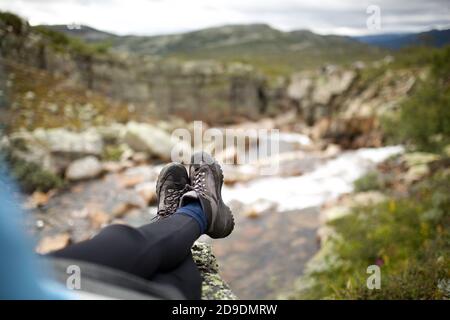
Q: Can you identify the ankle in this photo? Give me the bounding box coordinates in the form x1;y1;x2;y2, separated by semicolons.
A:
176;201;207;234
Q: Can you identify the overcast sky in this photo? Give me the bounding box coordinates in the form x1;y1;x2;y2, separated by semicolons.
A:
1;0;449;36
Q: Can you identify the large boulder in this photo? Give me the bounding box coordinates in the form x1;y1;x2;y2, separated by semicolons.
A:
5;128;104;174
65;156;103;181
2;131;56;173
33;128;103;157
311;69;356;106
287;73;313;100
123;122;188;161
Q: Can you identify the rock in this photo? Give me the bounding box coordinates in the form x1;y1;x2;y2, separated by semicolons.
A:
404;164;429;184
5;128;104;174
131;152;148;164
102;161;124;173
287;74;313;100
402;152;441;167
323;143;341;157
4;131;57;173
36;233;71;254
191;242;237;300
321;205;351;223
33;128;103;157
111;202;142;218
135;182;157;205
311;69;356;105
65;156;103;181
242;200;278;219
26;190;55;209
123;122;181;160
222;165;258;185
88;210;110;229
119;175;146;188
320;191;387;223
346;191;388;207
94;123;126;143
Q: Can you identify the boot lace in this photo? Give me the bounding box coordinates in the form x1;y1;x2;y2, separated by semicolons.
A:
192;168;207;197
156;185;189;218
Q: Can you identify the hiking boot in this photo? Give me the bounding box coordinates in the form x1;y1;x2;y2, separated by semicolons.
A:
155;162;189;219
180;151;234;238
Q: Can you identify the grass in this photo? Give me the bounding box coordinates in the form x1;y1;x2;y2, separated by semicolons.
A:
32;25;111;56
1;60;133;133
4;155;64;193
353;171;385;192
300;169;450;299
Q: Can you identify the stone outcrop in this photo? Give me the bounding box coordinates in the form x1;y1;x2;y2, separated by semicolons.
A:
0;16;269;123
192;242;237;300
3;128;103;174
1;14;420;149
287;65;417;148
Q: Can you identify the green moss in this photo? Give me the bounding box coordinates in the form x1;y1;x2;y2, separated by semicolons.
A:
101;144;124;161
7;157;64;193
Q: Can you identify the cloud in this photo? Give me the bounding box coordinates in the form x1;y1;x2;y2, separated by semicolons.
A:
0;0;449;36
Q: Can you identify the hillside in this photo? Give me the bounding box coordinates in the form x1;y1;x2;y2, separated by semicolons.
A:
355;29;450;49
43;23;384;76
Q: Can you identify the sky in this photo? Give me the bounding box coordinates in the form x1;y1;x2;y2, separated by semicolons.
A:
0;0;449;36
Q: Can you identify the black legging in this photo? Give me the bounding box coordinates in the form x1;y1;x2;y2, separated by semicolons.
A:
50;214;202;299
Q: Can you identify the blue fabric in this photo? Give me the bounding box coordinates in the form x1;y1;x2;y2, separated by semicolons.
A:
0;160;72;300
176;201;207;234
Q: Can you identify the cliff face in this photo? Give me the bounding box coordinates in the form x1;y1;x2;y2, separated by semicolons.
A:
1;13;419;149
286;64;418;148
0;15;268;125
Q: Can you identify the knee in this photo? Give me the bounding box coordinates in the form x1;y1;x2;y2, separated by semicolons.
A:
97;223;146;244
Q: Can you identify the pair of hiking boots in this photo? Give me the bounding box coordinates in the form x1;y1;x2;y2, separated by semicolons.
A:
155;152;234;239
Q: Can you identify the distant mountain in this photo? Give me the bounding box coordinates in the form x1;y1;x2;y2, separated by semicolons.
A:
40;24;117;43
354;29;450;49
42;23;383;75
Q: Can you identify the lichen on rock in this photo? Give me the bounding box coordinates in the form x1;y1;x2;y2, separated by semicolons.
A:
191;242;237;300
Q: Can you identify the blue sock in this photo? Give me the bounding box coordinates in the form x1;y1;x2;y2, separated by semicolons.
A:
176;201;207;234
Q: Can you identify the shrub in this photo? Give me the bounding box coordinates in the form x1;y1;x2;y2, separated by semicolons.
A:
9;158;64;193
353;171;384;192
2;151;64;193
383;46;450;153
0;11;25;34
33;25;110;56
301;169;450;299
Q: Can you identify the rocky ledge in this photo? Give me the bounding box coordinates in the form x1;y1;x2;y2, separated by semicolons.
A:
192;242;237;300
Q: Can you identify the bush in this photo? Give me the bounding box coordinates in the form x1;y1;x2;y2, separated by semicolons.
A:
302;170;450;299
9;158;64;193
2;151;64;193
0;11;25;34
33;25;110;56
353;171;385;192
383;46;450;153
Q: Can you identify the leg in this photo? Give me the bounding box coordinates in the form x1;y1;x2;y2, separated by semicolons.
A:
150;253;202;300
50;213;201;280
